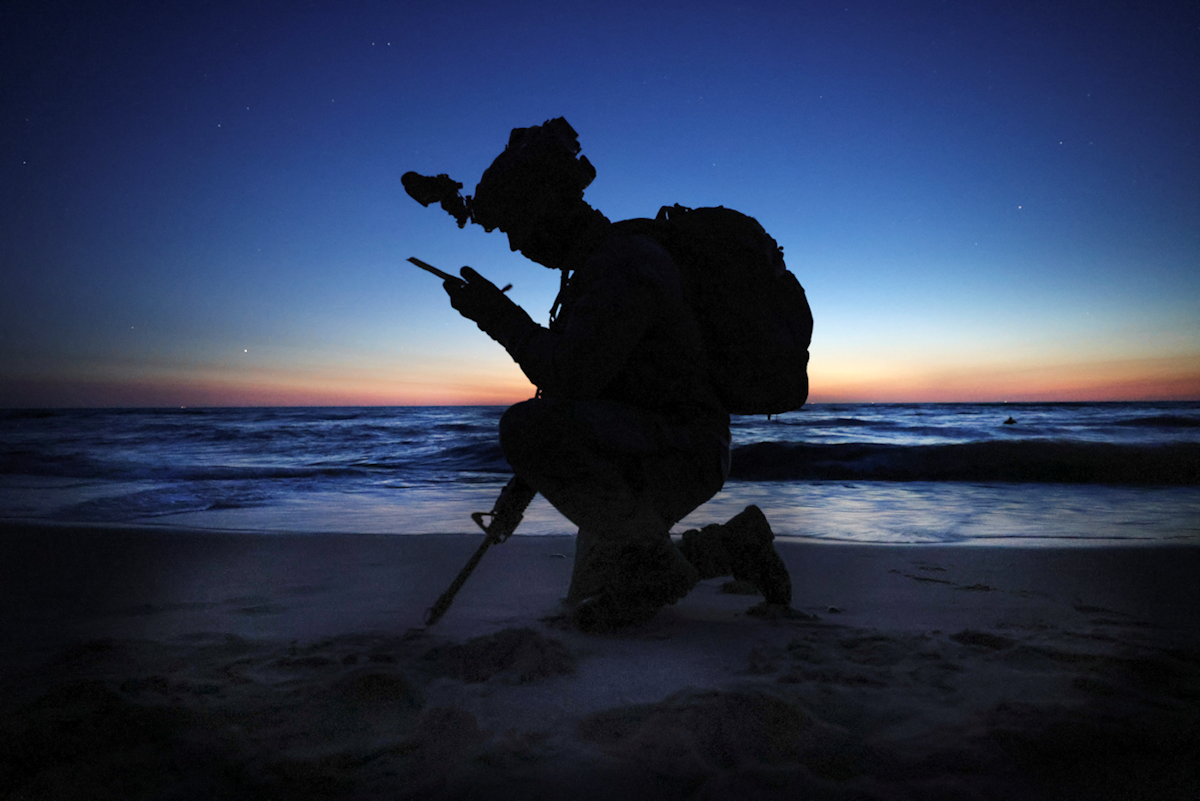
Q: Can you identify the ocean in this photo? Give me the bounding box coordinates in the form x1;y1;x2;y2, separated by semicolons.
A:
2;402;1198;546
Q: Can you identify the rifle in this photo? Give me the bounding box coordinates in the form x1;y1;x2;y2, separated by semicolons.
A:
423;475;537;626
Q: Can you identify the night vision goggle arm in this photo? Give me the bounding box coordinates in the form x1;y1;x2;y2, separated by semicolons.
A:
401;172;472;228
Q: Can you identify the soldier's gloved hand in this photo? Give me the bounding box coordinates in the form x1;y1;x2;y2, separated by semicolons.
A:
444;266;516;333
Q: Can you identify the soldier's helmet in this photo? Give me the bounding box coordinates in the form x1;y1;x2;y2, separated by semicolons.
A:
469;117;595;232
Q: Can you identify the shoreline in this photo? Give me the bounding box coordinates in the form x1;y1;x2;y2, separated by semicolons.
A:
2;522;1198;798
6;512;1199;545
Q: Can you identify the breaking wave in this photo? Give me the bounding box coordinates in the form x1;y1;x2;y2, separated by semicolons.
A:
729;441;1200;485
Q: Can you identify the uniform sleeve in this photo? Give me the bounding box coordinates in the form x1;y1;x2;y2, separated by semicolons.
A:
492;237;664;399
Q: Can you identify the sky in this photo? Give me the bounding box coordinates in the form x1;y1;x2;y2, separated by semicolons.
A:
2;0;1198;407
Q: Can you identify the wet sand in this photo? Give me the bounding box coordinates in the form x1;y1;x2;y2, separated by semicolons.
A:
1;522;1198;799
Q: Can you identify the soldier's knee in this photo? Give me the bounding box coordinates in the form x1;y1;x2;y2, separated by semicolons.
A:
500;398;560;468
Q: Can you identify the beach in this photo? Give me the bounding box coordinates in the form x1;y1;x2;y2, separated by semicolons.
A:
2;522;1197;799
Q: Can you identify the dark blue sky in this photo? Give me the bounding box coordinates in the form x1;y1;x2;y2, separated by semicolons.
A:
3;0;1198;406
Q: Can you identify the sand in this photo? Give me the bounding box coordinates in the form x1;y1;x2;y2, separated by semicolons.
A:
1;522;1198;800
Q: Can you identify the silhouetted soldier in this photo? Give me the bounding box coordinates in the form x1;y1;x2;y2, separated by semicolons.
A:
404;119;792;631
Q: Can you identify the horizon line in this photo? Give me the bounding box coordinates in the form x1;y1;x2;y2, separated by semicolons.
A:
4;398;1198;411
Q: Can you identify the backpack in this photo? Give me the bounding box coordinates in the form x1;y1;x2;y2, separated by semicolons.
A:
616;205;813;416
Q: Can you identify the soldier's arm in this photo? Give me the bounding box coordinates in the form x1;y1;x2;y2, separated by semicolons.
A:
505;235;665;399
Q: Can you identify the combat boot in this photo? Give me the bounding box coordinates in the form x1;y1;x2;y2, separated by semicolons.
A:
678;505;791;606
